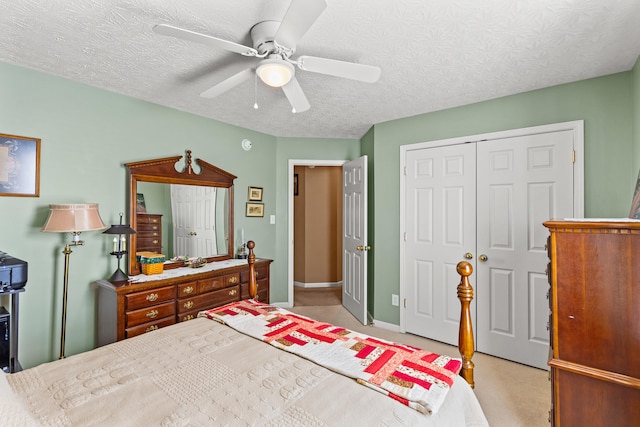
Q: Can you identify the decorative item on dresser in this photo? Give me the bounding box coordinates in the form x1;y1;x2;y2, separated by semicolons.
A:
135;213;162;253
95;241;271;345
544;220;640;426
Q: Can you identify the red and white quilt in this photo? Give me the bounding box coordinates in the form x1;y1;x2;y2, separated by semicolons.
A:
201;299;462;415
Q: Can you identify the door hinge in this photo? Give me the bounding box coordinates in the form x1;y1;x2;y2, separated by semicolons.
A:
403;166;407;176
404;232;407;242
403;298;406;308
571;150;575;163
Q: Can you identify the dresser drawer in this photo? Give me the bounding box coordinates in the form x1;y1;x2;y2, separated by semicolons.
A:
126;285;175;311
137;236;162;248
137;223;161;233
178;286;240;314
126;301;175;328
240;280;268;302
137;214;161;224
178;281;199;297
240;265;268;283
125;316;175;339
178;310;200;323
198;273;240;293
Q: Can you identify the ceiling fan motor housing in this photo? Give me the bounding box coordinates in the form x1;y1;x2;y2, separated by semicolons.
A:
250;21;294;57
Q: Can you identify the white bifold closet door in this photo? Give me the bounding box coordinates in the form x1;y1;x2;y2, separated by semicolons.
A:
404;127;575;369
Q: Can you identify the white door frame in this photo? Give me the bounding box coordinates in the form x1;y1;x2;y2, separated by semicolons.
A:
287;159;347;308
399;120;584;332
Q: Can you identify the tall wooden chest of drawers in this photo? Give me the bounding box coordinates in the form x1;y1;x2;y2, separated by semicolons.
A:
136;213;162;253
544;220;640;426
95;259;271;345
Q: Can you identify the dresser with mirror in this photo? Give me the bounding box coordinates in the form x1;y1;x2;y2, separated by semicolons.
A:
96;151;271;345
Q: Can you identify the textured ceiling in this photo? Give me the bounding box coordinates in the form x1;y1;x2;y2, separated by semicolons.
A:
1;0;640;139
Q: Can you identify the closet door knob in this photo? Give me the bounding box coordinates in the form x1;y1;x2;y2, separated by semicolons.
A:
464;253;473;259
479;254;488;262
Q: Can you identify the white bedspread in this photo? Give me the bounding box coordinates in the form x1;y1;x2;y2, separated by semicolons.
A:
2;318;488;426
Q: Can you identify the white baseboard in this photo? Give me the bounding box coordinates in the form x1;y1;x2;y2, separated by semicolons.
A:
294;281;342;288
372;319;401;333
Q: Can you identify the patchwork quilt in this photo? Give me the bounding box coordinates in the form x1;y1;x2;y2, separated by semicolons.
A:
201;299;462;415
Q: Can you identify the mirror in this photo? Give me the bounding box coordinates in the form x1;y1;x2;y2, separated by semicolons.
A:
126;151;236;276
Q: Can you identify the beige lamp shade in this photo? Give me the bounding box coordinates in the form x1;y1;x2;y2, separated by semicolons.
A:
42;203;106;233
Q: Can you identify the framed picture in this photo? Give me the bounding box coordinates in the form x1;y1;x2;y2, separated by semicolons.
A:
246;202;264;217
294;173;299;196
136;193;147;213
629;169;640;219
248;186;263;201
0;133;41;197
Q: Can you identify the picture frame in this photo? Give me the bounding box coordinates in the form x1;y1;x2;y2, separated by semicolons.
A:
0;133;41;197
136;193;147;213
294;173;299;196
246;202;264;217
629;169;640;219
248;186;263;201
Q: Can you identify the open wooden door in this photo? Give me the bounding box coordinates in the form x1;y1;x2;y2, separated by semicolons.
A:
342;156;368;324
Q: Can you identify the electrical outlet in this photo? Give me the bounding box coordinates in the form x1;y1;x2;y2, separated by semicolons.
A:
391;294;399;306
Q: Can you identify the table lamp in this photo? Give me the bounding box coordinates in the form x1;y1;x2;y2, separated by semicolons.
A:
103;212;136;284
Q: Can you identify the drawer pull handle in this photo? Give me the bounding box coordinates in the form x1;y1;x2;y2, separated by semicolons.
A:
145;325;158;333
229;289;237;296
146;309;159;319
256;271;260;278
183;301;194;309
152;240;159;244
182;315;194;322
146;293;159;302
229;276;238;284
183;286;194;294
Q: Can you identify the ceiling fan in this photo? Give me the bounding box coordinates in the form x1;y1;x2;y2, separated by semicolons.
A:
152;0;381;113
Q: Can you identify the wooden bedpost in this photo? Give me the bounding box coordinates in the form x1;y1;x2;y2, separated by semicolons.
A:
456;261;475;388
247;241;257;299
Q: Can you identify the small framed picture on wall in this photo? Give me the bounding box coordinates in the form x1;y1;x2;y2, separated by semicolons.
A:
246;202;264;217
248;186;263;201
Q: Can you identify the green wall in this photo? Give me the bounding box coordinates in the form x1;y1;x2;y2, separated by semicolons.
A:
369;71;636;325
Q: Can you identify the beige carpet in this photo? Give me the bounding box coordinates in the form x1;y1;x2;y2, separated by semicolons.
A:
294;286;342;306
289;296;550;427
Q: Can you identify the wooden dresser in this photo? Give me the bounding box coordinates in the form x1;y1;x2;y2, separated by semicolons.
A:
95;259;271;345
136;213;162;253
544;220;640;426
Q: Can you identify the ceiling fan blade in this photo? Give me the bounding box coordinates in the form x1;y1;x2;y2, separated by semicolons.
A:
274;0;327;50
153;24;258;57
296;55;381;83
282;77;310;113
200;68;254;98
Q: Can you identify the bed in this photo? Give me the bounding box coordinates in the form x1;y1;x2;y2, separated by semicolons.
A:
0;245;487;426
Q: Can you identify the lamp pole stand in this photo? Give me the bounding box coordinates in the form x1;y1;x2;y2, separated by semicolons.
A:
59;244;72;359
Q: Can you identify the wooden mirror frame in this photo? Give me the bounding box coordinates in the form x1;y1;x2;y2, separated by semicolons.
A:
125;150;236;276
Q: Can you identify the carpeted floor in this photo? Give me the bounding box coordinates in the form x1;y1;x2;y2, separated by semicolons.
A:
289;289;550;427
294;285;342;306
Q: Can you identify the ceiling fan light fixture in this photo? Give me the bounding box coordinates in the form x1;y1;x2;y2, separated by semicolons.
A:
257;58;294;88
